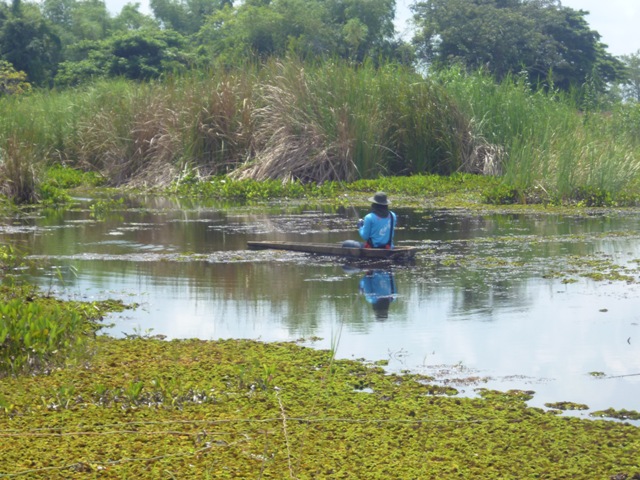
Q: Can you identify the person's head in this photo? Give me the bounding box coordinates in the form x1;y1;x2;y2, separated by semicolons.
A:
369;191;390;217
372;297;392;320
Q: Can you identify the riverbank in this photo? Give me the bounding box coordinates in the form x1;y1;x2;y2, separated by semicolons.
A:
2;59;640;206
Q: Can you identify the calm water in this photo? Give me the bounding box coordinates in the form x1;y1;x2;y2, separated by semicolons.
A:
2;195;640;421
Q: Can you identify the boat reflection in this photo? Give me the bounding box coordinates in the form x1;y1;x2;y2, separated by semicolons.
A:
358;270;397;320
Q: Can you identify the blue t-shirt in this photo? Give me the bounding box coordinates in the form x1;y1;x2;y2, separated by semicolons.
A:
359;271;396;304
359;211;396;248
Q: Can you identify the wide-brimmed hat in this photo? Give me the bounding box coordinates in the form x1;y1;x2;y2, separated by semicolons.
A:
368;192;390;206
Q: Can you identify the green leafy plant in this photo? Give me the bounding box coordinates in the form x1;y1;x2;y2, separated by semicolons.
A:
124;380;144;404
0;297;100;376
0;244;27;277
89;198;125;220
55;384;76;409
44;165;105;189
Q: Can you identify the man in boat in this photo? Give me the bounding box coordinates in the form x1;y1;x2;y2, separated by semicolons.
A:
343;192;397;249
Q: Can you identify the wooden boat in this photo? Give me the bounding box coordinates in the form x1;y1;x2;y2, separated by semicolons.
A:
247;241;418;261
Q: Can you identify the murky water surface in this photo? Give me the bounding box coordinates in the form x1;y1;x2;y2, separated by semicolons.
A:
2;195;640;420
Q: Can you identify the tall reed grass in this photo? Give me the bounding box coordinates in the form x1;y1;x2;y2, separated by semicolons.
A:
435;68;640;200
0;58;473;189
1;58;639;203
231;59;474;181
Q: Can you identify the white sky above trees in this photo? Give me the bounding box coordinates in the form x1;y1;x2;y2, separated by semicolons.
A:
104;0;640;58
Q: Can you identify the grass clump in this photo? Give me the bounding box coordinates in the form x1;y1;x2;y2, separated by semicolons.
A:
0;136;41;204
0;58;476;190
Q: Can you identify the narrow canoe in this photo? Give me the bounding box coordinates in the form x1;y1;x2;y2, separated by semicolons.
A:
247;241;418;261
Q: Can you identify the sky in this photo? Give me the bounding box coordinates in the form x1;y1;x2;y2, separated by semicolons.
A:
394;0;640;57
104;0;640;58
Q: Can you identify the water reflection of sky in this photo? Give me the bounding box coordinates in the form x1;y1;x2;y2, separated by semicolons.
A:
3;199;640;422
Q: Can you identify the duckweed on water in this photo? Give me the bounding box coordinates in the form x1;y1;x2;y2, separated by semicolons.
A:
545;401;590;411
591;409;640;421
1;337;639;479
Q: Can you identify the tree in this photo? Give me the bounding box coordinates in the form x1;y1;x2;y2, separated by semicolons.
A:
324;0;396;60
42;0;75;29
196;0;398;64
0;2;62;86
108;29;187;79
0;59;31;95
196;0;333;63
112;3;159;31
411;0;625;91
150;0;227;35
69;0;111;41
619;50;640;102
55;28;190;85
42;0;114;63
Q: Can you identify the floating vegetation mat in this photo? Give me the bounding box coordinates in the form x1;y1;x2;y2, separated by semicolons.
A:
1;337;639;479
28;250;308;265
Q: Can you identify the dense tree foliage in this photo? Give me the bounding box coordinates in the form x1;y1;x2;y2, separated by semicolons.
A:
55;28;190;85
0;0;634;102
410;0;626;92
0;0;62;86
150;0;227;35
196;0;398;63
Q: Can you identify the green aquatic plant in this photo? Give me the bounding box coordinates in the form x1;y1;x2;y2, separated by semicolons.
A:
0;244;28;278
1;337;639;479
124;380;144;404
545;401;589;411
44;165;105;189
0;299;87;375
260;363;276;390
0;393;14;415
590;408;640;421
0;287;128;377
567;255;640;283
89;197;125;220
54;384;77;410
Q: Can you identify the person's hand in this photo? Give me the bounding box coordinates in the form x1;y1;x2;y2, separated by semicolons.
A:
357;219;364;228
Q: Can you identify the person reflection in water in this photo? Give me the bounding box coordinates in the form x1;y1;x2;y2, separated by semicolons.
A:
360;270;396;320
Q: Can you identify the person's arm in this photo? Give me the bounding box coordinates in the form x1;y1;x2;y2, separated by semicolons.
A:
359;215;372;242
